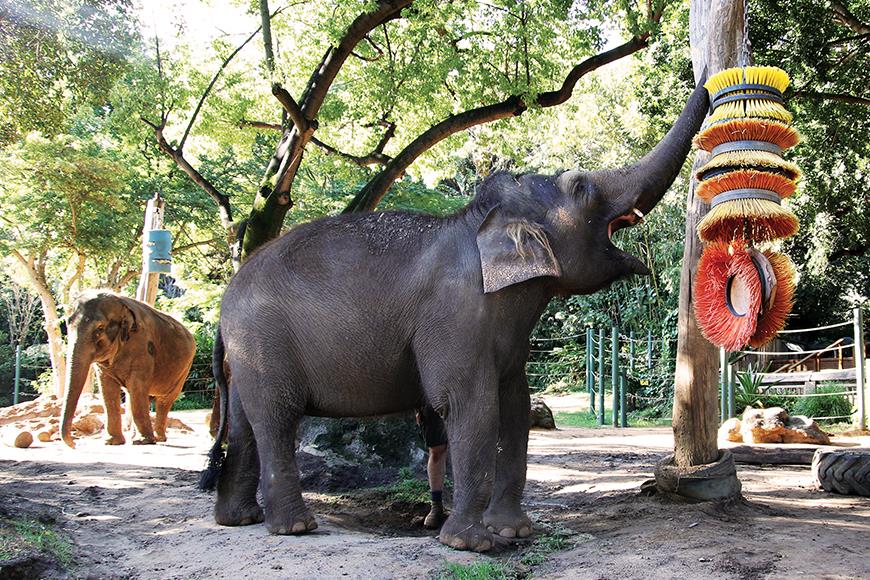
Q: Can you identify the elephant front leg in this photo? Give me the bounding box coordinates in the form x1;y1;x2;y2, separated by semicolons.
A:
484;374;532;539
127;385;157;445
434;374;499;552
98;373;125;445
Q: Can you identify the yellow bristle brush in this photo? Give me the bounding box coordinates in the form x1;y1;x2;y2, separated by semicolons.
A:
698;199;799;243
697;170;797;204
694;119;800;153
696;149;802;182
705;66;793;124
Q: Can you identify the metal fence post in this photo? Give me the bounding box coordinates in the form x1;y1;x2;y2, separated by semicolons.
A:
629;330;635;375
612;326;619;427
586;328;595;414
598;328;605;425
620;373;627;428
727;362;736;418
13;344;22;405
854;307;867;429
647;329;653;370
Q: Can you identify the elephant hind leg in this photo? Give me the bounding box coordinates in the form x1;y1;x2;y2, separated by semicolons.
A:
153;378;185;442
215;385;263;527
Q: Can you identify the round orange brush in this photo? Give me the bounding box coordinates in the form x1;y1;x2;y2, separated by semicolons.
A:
696;149;801;182
694;119;800;153
694;241;764;351
749;251;797;348
697;170;797;204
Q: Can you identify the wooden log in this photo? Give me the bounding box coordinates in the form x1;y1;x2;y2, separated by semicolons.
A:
727;444;862;465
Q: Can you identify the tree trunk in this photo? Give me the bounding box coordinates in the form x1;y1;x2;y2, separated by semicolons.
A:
671;0;745;468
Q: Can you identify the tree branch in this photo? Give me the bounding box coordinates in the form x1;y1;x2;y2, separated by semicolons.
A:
343;34;652;213
829;244;870;262
791;90;870;105
830;0;870;35
271;83;307;131
239;119;283;131
310;136;391;167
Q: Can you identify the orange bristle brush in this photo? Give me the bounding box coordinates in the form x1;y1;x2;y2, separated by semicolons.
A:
748;251;797;348
694;241;764;351
694;119;800;153
696;149;802;182
698;199;798;243
697;170;797;204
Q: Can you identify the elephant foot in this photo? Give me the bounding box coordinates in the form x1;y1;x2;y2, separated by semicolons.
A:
265;512;318;535
132;436;157;445
154;433;167;443
103;435;126;446
215;503;264;527
484;508;532;539
438;515;494;552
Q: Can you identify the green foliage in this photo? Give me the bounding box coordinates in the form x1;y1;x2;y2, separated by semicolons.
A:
171;392;213;411
519;526;577;567
0;518;73;568
793;384;854;423
439;561;517;580
554;410;669;428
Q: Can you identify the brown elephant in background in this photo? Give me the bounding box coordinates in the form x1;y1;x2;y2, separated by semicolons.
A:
61;291;196;447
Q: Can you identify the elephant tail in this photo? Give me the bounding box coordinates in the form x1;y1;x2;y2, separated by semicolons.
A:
199;324;228;491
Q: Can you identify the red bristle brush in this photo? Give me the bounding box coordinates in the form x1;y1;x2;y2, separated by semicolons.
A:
694;119;800;153
697;169;797;204
694;241;764;351
748;251;797;348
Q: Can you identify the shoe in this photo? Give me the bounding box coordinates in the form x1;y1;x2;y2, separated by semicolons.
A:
423;501;447;529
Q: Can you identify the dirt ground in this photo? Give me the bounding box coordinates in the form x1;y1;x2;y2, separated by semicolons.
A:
1;401;868;579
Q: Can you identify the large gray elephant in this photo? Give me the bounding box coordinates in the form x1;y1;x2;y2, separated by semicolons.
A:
61;291;196;447
200;79;709;551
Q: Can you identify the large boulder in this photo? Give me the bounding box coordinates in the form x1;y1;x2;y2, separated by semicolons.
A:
737;407;829;445
718;417;742;442
529;397;556;429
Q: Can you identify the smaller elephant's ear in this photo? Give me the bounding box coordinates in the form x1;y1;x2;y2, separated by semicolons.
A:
119;300;138;342
476;207;560;294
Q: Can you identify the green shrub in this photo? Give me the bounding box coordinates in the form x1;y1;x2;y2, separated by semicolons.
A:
793;384;853;423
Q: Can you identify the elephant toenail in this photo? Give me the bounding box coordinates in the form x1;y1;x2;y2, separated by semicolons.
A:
475;540;492;552
307;520;318;531
518;526;531;537
240;517;252;525
499;527;516;538
276;527;288;534
449;537;467;550
291;522;306;533
486;525;495;533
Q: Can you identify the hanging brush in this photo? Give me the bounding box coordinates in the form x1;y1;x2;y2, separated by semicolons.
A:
748;251;796;348
694;241;767;351
698;197;798;243
694;119;799;153
704;66;792;124
696;148;801;182
697;169;797;204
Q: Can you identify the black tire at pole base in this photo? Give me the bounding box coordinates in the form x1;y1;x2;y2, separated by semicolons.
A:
654;449;743;501
812;449;870;497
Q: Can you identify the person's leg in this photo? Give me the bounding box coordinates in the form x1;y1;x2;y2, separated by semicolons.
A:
424;443;448;529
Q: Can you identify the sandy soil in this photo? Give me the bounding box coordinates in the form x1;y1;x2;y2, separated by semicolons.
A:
1;405;868;579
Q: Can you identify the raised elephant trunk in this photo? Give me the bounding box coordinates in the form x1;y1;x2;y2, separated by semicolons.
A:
60;338;92;448
619;78;710;216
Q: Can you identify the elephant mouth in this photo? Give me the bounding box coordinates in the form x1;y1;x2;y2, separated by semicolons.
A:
607;207;644;240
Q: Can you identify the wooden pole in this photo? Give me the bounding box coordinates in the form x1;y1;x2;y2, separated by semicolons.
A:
612;326;619;427
854;307;867;429
671;0;745;468
136;193;165;306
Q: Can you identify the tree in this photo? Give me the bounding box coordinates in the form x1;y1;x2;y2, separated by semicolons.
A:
0;134;140;396
143;0;675;262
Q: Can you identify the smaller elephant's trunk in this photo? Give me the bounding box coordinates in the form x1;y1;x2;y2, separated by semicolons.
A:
60;339;91;449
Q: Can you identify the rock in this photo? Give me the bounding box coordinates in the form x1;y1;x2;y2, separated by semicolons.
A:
37;429;57;443
73;414;104;436
719;417;742;442
740;407;830;445
3;428;34;448
165;416;193;432
0;395;61;427
529;397;556;429
782;415;830;445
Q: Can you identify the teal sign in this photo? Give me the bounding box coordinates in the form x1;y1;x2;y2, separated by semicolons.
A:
145;229;172;273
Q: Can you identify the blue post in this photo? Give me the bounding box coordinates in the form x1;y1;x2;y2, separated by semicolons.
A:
620;373;627;427
727;362;736;418
586;328;595;413
629;330;635;375
598;328;605;425
647;329;653;370
13;344;21;405
612;326;619;427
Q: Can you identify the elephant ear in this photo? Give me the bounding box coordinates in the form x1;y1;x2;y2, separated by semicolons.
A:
117;298;139;342
476;207;561;294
